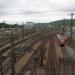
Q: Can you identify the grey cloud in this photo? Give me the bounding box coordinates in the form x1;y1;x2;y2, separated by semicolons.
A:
0;0;17;15
0;0;75;23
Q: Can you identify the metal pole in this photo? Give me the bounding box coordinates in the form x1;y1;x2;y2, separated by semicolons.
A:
15;25;18;40
70;13;73;41
22;25;25;41
62;19;65;35
40;32;44;66
40;33;44;66
71;61;75;75
10;33;16;75
0;57;3;75
33;55;37;75
26;26;27;36
34;64;36;75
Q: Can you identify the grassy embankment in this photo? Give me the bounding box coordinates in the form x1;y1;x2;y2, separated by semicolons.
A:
68;38;75;50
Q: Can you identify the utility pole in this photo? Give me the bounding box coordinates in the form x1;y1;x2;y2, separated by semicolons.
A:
62;18;65;35
68;13;75;41
0;57;3;75
21;23;25;41
39;32;44;66
70;13;73;41
26;26;27;36
0;56;6;75
15;24;18;40
10;32;16;75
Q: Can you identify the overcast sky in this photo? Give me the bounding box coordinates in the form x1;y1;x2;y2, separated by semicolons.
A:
0;0;75;24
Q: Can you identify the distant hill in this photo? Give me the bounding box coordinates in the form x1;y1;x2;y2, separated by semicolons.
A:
34;23;49;28
49;19;75;27
1;19;75;28
0;22;10;28
34;19;75;29
0;22;20;28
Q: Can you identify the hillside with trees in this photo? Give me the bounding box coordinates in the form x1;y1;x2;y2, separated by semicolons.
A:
0;22;10;28
34;23;49;28
49;19;75;27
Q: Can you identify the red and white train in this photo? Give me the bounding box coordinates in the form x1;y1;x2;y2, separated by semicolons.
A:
56;33;67;47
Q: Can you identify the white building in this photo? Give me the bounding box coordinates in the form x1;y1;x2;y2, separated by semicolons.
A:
25;22;34;29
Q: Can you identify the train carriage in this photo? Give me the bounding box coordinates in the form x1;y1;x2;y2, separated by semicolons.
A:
56;33;67;47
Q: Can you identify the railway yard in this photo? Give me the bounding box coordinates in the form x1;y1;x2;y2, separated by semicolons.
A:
0;0;75;74
0;28;75;75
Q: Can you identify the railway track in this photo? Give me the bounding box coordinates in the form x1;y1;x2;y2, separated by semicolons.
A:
5;41;41;75
58;47;73;75
18;50;39;75
0;36;10;43
0;30;38;43
0;32;40;55
18;35;50;75
1;30;50;75
48;34;57;75
2;35;41;74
